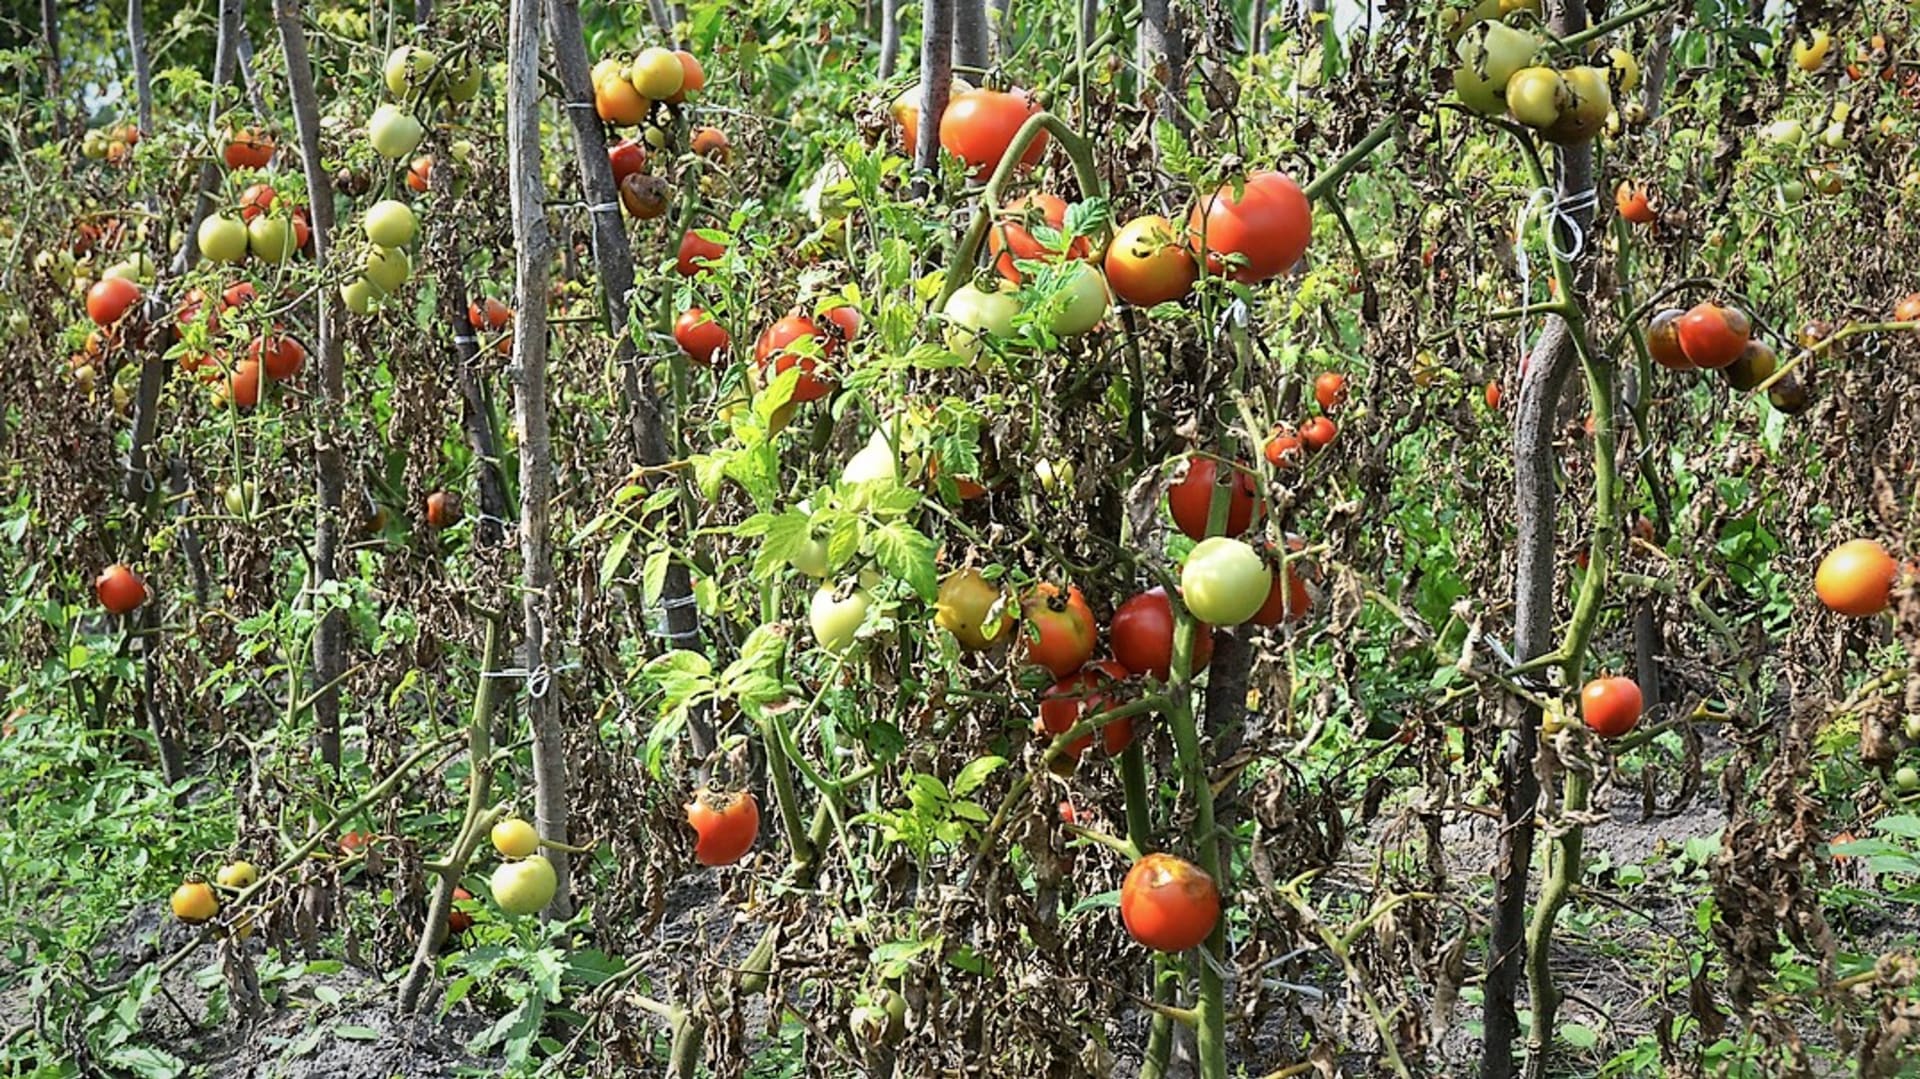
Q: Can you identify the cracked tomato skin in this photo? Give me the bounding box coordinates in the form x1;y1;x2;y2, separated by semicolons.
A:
685;790;760;867
1120;853;1220;952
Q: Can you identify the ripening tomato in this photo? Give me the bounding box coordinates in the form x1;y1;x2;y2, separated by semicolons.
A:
1167;455;1262;540
1815;538;1897;617
223;129;275;170
468;297;512;330
447;887;475;935
1676;303;1751;369
674;307;729;366
667;50;706;103
1894;293;1920;322
215;860;258;889
690;126;730;161
935;569;1013;651
1313;372;1348;412
95;563;148;614
891;76;973;158
171;880;220;924
490;817;540;858
426;490;461;530
821;305;862;345
939;88;1046;181
1251;544;1312;625
223;358;263;410
1645;309;1690;370
987;193;1089;283
223;281;257;310
249;332;307;381
87;276;142;327
1485;381;1503;409
1022;583;1096;678
406;155;434;192
1039;659;1134;758
754;315;837;402
685;790;759;866
1300;416;1337;451
1614;180;1656;224
490;854;556;915
1263;427;1303;470
1111;587;1213;681
594;66;648;125
1104;214;1197;307
608;139;646;184
1120;853;1220;952
1580;676;1643;739
1187;170;1312;283
676;229;727;276
237;182;276;221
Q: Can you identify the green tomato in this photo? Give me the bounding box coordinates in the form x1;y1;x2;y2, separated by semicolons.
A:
443;59;482;103
1904;713;1920;741
942;282;1019;363
369;104;425;159
247;215;296;262
198;214;249;264
1180;537;1272;626
364;245;411;292
1896;765;1920;793
103;253;155;283
809;584;871;652
1505;67;1566;129
365;199;418;248
223;482;258;517
1047;263;1110;337
788;532;831;578
341;277;379;314
383;45;438;96
490;854;557;915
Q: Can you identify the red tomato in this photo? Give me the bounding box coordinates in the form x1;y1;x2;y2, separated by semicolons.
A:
447;886;474;934
1263;427;1303;470
1313;372;1348;411
223;358;263;410
1815;538;1897;617
95;563;148;614
1120;853;1220;952
237;183;276;221
1676;303;1751;369
1647;309;1690;369
938;88;1046;181
292;209;312;252
1250;545;1311;626
1580;676;1643;739
674;307;730;366
248;331;307;381
607;139;646;184
685;789;759;866
1300;416;1337;451
676;230;727;276
1167;456;1261;540
223;130;274;170
691;127;731;161
87;277;142;327
1896;294;1920;322
223;281;257;310
667;51;706;104
425;490;461;530
1039;659;1134;759
821;305;862;345
1104;214;1197;307
467;297;512;330
1110;587;1213;681
1187;170;1312;283
1484;381;1503;409
987;193;1088;283
1614;180;1655;224
1021;583;1096;678
753;315;837;402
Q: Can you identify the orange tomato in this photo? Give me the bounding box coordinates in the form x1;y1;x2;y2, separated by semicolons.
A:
1187;171;1312;283
1676;303;1751;369
1020;583;1096;678
685;789;759;866
1815;538;1897;617
1580;676;1643;739
1120;853;1220;952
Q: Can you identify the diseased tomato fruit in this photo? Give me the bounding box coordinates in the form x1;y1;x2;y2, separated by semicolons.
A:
1120;853;1220;952
1104;214;1197;307
407;155;434;192
1251;545;1312;625
1676;303;1751;369
248;332;307;381
755;315;837;402
935;569;1012;651
1646;309;1691;370
1816;538;1897;617
1187;170;1312;283
425;490;461;530
1768;374;1811;415
1313;372;1348;412
810;583;872;651
685;790;759;866
223;129;275;170
491;817;540;859
1894;293;1920;322
1263;427;1303;469
690;126;730;161
1168;456;1261;540
447;887;475;934
1110;587;1213;681
1300;416;1337;452
1722;340;1777;392
1580;676;1643;739
607;139;647;184
676;230;727;276
1039;660;1133;760
674;308;729;366
1614;181;1655;224
1181;537;1272;626
216;861;258;889
490;854;557;915
338;831;376;855
986;193;1088;283
619;172;670;218
171;881;220;924
95;563;148;614
1021;583;1096;678
939;88;1046;181
87;276;142;326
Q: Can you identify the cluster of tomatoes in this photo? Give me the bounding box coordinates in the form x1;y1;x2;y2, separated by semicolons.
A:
80;122;140;165
1450;3;1640;145
486;817;557;916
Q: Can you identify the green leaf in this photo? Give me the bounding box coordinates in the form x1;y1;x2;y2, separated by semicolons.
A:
950;755;1006;798
1560;1023;1599;1050
333;1025;381;1041
872;521;938;602
599;529;634;589
642;546;671;605
1873;815;1920;840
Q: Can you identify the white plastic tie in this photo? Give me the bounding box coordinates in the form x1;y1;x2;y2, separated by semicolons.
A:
658;592;698;610
1511;185;1597;374
454;335;477;347
587;202;621;215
